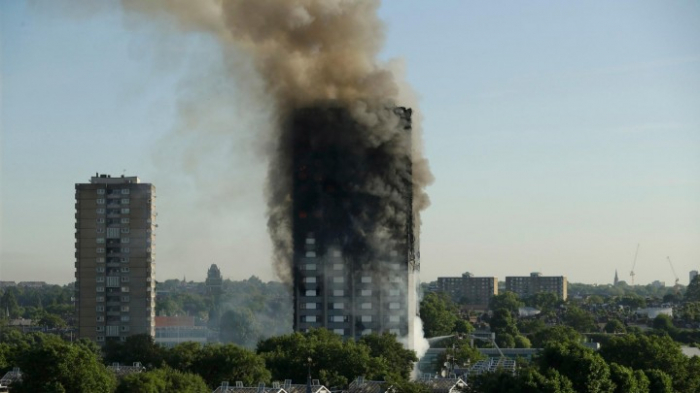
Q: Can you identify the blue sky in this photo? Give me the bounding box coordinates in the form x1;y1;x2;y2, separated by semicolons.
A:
2;1;699;286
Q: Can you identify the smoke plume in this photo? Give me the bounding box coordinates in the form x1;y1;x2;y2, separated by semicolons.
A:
120;0;432;280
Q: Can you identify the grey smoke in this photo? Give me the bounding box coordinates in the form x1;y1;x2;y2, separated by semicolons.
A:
119;0;433;280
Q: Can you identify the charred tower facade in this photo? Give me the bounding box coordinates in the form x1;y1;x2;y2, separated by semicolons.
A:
291;104;417;343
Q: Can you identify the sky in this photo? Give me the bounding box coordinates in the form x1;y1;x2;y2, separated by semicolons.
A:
1;1;699;286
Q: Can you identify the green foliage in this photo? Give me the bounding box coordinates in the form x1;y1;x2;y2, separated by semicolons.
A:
537;342;614;393
220;309;262;348
182;344;270;388
1;290;21;318
523;292;560;311
674;301;700;323
257;329;372;387
116;366;209;393
257;329;415;387
599;334;686;379
604;319;626;334
531;325;582;348
36;313;67;329
437;338;484;370
514;335;531;348
468;367;575;393
685;275;700;302
609;363;650;393
0;285;73;324
385;379;431;393
489;308;519;338
563;306;598;333
358;332;417;380
419;292;459;338
488;292;523;314
454;319;474;335
104;334;165;368
11;334;116;393
599;334;698;392
517;318;546;334
643;369;674;393
652;314;676;333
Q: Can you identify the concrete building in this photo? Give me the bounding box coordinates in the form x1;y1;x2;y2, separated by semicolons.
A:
505;272;567;300
437;272;497;306
75;174;156;345
154;316;208;348
691;270;698;284
291;106;417;343
436;276;463;300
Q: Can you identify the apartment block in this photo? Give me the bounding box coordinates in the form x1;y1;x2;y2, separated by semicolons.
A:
505;272;567;300
437;272;497;306
291;106;417;343
75;174;156;345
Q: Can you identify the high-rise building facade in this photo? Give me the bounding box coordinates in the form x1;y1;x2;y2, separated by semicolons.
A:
75;174;156;344
505;272;567;300
291;106;417;343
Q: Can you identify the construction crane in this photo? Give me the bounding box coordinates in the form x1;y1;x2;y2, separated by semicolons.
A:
630;244;640;285
667;256;680;294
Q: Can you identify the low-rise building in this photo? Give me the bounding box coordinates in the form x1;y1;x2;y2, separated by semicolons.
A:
154;316;208;348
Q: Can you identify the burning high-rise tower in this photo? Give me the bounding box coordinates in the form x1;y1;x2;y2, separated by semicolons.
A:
116;0;432;348
290;104;418;343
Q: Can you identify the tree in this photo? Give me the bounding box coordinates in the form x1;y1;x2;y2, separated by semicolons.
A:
685;275;700;302
652;314;676;334
257;329;385;387
469;367;575;393
563;306;598;333
36;313;67;329
518;318;546;335
524;292;560;312
358;332;417;380
12;334;116;393
599;334;689;392
116;367;209;393
104;334;165;368
489;292;523;314
604;319;626;334
517;368;576;393
609;363;650;393
643;369;674;393
419;292;458;338
675;301;700;323
165;342;202;371
531;325;582;348
514;335;531;349
190;344;270;388
454;319;475;335
489;308;518;337
0;290;21;318
537;342;614;393
385;379;431;393
220;308;262;348
437;338;484;370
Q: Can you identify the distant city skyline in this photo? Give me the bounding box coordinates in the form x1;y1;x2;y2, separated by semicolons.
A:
2;1;699;286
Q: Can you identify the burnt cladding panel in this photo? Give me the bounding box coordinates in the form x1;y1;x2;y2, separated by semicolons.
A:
290;104;414;336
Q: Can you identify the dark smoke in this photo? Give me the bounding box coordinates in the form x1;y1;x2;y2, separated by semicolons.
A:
119;0;433;280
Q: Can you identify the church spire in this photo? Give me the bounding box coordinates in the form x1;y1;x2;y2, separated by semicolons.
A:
614;269;619;286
